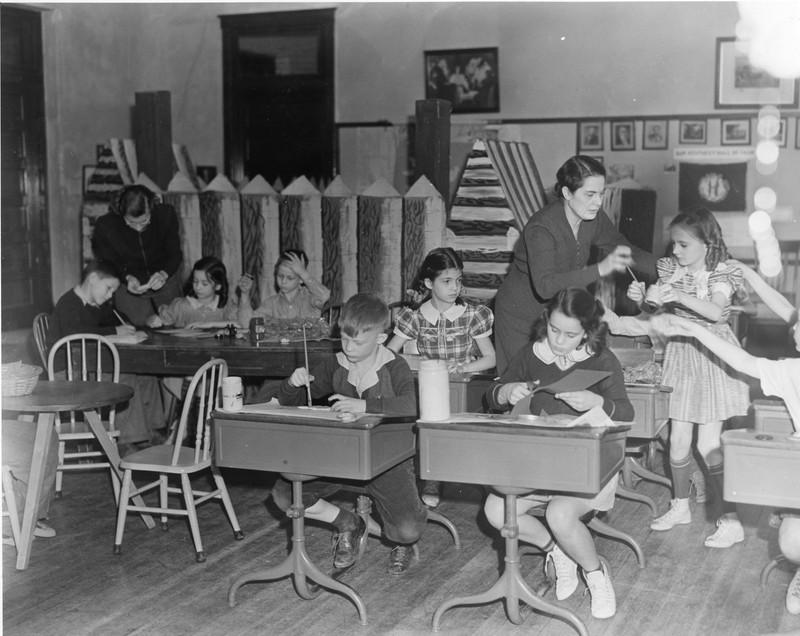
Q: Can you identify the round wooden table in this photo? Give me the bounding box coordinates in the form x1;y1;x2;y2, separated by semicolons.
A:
3;380;155;570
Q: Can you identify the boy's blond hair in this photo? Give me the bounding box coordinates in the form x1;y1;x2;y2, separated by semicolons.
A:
339;293;390;337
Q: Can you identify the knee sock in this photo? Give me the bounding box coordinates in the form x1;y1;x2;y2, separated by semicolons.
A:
705;451;736;515
670;454;692;499
332;507;359;533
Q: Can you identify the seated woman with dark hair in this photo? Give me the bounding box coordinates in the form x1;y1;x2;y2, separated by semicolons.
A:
483;288;633;620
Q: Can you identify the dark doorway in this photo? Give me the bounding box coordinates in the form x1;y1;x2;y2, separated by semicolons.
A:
221;9;335;187
1;5;51;330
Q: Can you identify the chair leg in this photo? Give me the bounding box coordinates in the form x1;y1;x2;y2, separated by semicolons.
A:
159;475;169;530
55;441;65;498
180;474;205;562
3;469;21;548
113;470;134;555
211;467;244;540
588;517;645;568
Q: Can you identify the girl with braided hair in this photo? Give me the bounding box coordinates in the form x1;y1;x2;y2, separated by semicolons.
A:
637;205;750;548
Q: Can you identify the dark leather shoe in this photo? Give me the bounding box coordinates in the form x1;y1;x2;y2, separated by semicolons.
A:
331;517;366;569
388;544;414;575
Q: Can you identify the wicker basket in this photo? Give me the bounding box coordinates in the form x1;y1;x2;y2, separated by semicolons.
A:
1;362;42;397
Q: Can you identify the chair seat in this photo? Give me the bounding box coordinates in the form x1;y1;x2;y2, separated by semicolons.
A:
120;445;211;474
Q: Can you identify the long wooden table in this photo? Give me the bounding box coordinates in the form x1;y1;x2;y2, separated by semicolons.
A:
115;331;340;377
212;405;418;624
417;414;629;635
3;381;156;569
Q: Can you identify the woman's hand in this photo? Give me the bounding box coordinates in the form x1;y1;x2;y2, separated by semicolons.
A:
127;275;145;295
288;367;313;388
146;315;163;328
329;395;367;413
627;281;646;304
498;382;531;406
650;313;695;338
555;390;603;412
115;325;136;335
598;246;633;277
238;274;254;295
147;270;168;291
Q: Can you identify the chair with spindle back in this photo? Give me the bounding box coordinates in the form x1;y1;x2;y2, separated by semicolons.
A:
32;313;50;369
47;334;122;498
113;358;244;562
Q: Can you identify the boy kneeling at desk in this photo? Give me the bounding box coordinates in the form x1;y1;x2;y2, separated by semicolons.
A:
269;293;428;575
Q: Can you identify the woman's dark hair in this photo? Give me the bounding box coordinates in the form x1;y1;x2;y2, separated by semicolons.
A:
667;205;729;271
111;184;156;219
339;293;391;337
554;156;606;199
81;259;122;283
411;247;464;307
185;256;229;307
530;288;608;355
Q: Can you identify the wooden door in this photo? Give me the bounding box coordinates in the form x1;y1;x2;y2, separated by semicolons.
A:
221;9;335;188
1;6;51;330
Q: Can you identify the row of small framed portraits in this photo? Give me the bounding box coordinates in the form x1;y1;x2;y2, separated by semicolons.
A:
577;117;799;153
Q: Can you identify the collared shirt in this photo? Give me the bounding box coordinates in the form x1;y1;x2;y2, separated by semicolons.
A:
393;299;493;364
335;345;396;396
532;338;593;370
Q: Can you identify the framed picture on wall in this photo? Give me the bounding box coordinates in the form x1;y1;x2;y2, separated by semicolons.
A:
715;37;799;108
424;47;499;113
679;119;707;144
610;121;635;151
643;120;668;149
721;118;751;145
577;121;604;152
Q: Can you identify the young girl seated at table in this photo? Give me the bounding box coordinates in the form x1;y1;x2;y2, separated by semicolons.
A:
146;256;251;329
48;259;164;454
245;249;330;321
483;287;634;619
386;247;495;508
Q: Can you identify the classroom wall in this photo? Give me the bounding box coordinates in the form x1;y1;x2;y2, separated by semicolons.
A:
38;1;800;301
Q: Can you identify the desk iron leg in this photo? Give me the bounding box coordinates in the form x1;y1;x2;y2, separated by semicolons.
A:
431;492;587;635
227;478;368;625
627;457;671;489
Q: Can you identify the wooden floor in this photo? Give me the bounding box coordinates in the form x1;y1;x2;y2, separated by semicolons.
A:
3;461;799;636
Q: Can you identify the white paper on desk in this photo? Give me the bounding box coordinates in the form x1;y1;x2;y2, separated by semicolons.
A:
106;332;148;344
157;328;217;338
569;406;614;428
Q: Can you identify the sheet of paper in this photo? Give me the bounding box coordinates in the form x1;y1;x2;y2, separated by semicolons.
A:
509;369;611;416
106;332;148;344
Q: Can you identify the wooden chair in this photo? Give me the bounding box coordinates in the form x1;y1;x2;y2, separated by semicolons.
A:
32;313;50;368
47;334;122;499
113;358;244;562
2;466;21;550
322;303;342;328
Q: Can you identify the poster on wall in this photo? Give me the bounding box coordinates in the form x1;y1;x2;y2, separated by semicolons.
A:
678;162;746;212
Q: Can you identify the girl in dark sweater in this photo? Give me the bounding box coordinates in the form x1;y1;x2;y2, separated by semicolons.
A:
484;288;633;620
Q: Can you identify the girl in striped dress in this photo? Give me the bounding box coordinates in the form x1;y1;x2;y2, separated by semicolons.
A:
639;205;750;547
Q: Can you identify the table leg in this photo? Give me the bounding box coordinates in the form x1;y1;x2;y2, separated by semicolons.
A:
432;493;587;635
82;410;155;530
227;479;368;625
15;413;54;570
628;457;671;488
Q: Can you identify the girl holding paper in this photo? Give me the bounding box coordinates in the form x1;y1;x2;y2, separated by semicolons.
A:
483;287;633;619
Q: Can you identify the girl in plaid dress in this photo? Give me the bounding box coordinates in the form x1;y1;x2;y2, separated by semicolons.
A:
638;206;750;548
387;247;496;506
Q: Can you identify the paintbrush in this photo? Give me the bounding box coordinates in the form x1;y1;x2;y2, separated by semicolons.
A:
626;265;639;283
302;322;312;407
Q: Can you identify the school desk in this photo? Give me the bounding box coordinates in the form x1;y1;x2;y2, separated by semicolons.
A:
212;405;419;625
2;380;155;570
753;398;793;435
417;414;629;635
114;330;340;377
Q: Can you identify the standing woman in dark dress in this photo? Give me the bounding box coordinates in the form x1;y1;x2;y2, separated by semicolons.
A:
493;156;658;374
92;185;183;326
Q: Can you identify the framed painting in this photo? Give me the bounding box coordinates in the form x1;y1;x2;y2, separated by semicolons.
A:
715;37;799;108
721;118;751;145
577;121;604;153
424;47;499;113
643;120;668;149
679;119;707;144
610;121;635;151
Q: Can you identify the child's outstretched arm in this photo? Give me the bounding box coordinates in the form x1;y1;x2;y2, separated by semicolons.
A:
651;314;760;379
386;334;409;354
728;258;797;324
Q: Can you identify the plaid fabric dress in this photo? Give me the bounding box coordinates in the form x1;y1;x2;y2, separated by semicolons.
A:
656;258;750;424
393;299;493;366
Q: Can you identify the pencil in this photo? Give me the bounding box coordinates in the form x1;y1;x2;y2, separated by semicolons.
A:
113;309;129;326
302;323;312;407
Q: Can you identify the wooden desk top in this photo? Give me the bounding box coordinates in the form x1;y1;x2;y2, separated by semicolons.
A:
2;380;133;412
417;413;630;438
212;405;415;430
